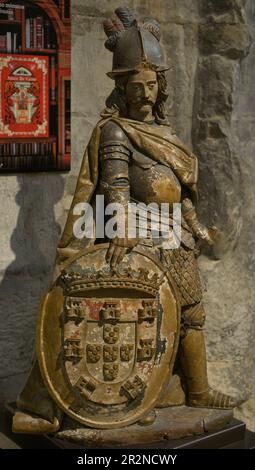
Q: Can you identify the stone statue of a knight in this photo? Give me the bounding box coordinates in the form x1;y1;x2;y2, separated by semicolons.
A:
12;7;241;442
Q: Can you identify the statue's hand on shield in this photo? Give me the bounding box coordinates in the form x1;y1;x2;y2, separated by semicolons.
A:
106;236;139;269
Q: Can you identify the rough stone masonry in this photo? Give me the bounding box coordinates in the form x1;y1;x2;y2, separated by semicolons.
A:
0;0;255;431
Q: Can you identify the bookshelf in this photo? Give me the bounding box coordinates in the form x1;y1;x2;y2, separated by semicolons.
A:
0;0;71;172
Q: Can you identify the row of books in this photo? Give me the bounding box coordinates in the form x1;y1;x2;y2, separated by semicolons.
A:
50;57;57;102
64;81;71;153
65;122;71;153
0;20;55;52
0;141;57;157
26;16;56;50
0;4;24;21
0;154;57;171
0;33;20;53
0;21;56;51
0;2;70;22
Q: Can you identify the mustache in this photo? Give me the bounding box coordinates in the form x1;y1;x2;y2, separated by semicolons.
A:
136;99;155;106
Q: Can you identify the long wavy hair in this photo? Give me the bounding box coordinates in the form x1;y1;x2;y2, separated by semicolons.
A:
104;70;169;125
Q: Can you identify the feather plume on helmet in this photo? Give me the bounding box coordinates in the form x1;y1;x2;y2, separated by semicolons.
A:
102;6;169;78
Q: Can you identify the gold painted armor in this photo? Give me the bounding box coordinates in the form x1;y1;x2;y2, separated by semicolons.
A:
99;119;203;318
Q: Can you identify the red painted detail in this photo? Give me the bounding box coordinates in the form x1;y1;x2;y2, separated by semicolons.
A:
83;299;105;320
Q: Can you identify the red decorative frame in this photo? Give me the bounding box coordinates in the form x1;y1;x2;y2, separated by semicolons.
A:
0;53;49;138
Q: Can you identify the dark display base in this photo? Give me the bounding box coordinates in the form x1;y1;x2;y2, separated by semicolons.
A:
1;405;255;449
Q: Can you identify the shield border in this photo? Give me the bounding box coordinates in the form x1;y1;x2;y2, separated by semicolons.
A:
37;244;181;429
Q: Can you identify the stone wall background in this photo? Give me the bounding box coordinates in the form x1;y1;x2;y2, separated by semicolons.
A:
0;0;255;431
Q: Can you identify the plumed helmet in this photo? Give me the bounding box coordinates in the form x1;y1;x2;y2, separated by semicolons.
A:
103;7;169;78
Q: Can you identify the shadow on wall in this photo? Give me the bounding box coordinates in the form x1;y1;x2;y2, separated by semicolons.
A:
0;173;65;404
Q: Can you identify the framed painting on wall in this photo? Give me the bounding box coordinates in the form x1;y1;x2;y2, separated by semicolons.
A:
0;0;71;172
0;54;50;139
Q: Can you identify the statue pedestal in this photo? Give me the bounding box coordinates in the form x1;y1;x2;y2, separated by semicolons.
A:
53;406;233;448
1;404;253;449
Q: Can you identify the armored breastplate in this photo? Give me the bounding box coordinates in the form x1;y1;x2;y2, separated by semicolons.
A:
98;119;182;207
129;147;182;205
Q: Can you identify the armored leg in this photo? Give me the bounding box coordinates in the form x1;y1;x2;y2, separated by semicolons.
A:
162;247;239;410
179;302;238;409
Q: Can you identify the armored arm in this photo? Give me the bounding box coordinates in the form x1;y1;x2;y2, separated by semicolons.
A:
99;121;139;267
99;142;130;212
182;194;214;245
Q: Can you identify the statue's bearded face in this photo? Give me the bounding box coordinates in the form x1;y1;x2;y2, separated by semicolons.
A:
125;70;158;115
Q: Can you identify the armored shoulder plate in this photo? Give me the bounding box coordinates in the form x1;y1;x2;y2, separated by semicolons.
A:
100;121;131;151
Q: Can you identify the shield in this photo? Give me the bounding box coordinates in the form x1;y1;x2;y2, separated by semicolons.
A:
37;244;181;429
